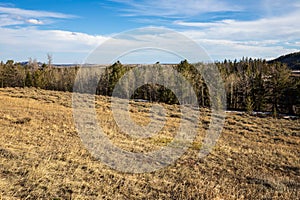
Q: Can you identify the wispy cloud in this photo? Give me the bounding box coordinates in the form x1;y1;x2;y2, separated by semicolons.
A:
177;8;300;41
0;14;23;26
0;6;75;19
0;6;76;27
107;0;240;18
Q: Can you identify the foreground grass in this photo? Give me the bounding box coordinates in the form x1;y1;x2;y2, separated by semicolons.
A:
0;87;299;199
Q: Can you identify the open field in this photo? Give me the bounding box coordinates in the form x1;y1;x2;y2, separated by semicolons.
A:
0;87;299;199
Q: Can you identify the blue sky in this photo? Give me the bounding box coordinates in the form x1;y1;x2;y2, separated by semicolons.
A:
0;0;299;63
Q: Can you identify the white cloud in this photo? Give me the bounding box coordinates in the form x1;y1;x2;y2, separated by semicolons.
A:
86;28;212;64
26;18;43;25
180;29;299;61
0;24;297;64
0;27;108;63
188;38;299;61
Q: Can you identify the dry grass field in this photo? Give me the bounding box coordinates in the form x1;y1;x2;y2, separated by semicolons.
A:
0;87;299;199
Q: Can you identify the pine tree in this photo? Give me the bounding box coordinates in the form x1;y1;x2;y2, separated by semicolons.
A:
267;62;292;117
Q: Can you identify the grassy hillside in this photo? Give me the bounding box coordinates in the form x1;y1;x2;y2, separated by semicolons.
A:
0;87;299;199
269;51;300;70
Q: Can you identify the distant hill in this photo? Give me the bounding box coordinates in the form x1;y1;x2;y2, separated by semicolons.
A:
268;51;300;70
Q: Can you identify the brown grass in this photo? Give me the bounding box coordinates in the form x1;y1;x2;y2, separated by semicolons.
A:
0;87;299;199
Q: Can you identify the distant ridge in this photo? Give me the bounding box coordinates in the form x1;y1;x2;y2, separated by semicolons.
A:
268;51;300;70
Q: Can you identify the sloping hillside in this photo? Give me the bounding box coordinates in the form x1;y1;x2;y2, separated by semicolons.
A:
0;87;299;199
268;51;300;70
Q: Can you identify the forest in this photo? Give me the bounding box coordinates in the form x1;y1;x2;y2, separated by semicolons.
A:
0;58;299;116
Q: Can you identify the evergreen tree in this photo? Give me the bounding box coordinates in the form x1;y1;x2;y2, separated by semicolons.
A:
266;62;292;117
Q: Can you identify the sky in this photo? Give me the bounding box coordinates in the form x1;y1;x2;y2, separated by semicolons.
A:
0;0;299;64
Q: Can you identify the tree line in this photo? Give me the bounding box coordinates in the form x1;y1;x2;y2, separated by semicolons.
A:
0;58;299;116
